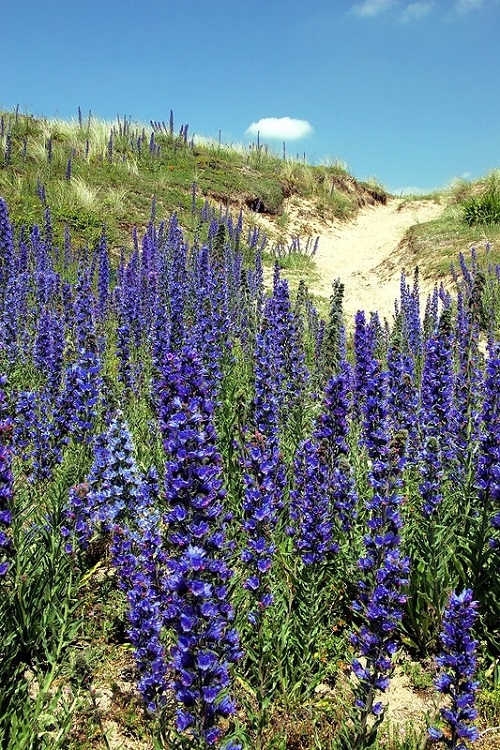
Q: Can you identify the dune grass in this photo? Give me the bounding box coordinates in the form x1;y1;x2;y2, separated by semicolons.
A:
2;106;499;304
401;175;500;282
0;108;386;256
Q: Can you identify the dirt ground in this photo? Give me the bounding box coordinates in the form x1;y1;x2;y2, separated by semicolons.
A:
251;195;444;324
304;197;445;324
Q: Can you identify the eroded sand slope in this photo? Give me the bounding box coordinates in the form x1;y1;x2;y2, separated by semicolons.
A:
308;198;444;323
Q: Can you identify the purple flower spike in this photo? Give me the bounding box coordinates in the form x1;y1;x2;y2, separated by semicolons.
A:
158;346;241;746
475;342;500;548
112;513;169;712
350;358;409;742
0;197;15;291
0;381;14;576
62;413;142;551
289;362;357;564
240;323;286;620
429;589;479;749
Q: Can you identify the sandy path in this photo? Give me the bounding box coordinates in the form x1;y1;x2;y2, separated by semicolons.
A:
308;198;444;323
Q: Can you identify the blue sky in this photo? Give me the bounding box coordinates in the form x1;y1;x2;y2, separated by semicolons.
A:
1;0;499;193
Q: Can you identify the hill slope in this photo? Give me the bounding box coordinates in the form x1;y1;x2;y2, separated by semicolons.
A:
1;107;499;323
0;108;386;254
309;197;444;321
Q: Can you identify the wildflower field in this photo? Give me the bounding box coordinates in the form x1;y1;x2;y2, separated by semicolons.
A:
1;110;500;750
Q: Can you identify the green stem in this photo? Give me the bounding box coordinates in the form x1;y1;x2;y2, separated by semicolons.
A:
255;619;267;750
276;556;297;708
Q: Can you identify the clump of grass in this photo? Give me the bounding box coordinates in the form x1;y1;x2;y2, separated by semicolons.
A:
462;170;500;227
265;234;319;272
68;176;101;210
328;189;358;220
397;177;500;281
103;186;129;213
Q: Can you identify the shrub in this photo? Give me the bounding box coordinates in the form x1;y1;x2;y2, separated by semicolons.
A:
462;171;500;226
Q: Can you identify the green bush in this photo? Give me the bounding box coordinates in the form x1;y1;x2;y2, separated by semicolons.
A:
462;171;500;226
463;191;500;226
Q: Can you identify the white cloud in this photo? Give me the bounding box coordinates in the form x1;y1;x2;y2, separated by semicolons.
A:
245;117;314;141
454;0;484;12
353;0;490;23
352;0;396;17
352;0;432;21
400;2;433;21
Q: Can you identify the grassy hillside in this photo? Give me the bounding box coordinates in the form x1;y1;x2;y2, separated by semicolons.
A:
0;107;387;255
398;173;500;281
2;107;499;301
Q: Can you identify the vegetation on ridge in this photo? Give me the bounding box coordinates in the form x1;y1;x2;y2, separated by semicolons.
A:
0;107;386;254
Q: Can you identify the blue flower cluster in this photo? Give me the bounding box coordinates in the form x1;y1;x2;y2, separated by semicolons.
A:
387;344;418;463
112;504;169;713
398;268;422;359
429;589;479;749
420;310;457;465
475;342;500;544
240;429;283;618
453;290;482;462
240;325;285;621
158;346;242;746
63;416;169;710
0;378;13;576
62;413;142;552
289;434;336;565
353;310;377;420
0;197;15;290
191;243;232;391
351;359;409;720
317;362;358;533
289;362;357;564
265;273;309;429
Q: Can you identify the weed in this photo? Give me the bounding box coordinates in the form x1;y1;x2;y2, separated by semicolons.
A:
400;660;434;692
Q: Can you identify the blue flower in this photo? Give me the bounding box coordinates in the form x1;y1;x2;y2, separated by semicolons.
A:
475;342;500;547
56;351;102;444
350;359;409;733
239;319;286;620
112;512;169;712
63;413;142;551
0;380;13;576
158;346;241;745
0;197;15;291
353;311;376;420
419;309;458;483
429;589;479;749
